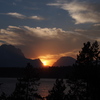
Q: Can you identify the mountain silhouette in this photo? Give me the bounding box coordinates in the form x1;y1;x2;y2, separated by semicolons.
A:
53;56;76;67
0;44;43;67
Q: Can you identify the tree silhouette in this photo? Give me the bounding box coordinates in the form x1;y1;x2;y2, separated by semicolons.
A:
76;41;100;66
66;79;87;100
46;79;66;100
8;63;40;100
67;41;100;100
76;41;100;100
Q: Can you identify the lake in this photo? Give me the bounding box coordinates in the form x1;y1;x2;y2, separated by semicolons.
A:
0;78;57;97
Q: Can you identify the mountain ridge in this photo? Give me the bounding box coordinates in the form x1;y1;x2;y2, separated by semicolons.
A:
0;44;43;67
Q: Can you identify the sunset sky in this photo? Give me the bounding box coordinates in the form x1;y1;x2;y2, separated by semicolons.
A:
0;0;100;66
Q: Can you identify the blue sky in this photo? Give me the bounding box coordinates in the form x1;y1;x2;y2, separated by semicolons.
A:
0;0;100;65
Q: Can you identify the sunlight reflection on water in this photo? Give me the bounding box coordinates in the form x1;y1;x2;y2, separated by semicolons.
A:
0;78;56;97
38;79;55;97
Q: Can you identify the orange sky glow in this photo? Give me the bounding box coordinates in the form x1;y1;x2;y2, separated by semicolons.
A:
38;55;58;66
32;55;56;66
38;52;78;67
31;50;78;67
40;60;53;66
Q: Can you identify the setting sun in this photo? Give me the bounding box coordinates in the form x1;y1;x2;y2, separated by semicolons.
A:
42;61;48;66
41;60;51;67
39;55;58;67
40;59;53;67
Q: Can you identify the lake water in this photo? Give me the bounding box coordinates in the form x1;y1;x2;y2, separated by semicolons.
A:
0;78;56;97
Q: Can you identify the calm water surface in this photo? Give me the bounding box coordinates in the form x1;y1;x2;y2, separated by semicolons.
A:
0;78;56;97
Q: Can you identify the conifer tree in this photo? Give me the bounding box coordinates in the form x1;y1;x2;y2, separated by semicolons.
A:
76;41;100;66
67;41;100;100
8;63;40;100
47;79;66;100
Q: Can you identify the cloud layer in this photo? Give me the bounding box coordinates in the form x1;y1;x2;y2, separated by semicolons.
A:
0;25;98;60
0;25;77;45
47;0;100;24
2;12;45;20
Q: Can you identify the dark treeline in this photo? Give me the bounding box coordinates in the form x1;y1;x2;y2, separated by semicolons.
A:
0;66;73;78
0;41;100;100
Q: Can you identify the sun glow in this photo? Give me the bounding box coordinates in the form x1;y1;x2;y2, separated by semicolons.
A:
40;59;53;67
39;55;58;67
42;61;48;66
41;59;52;67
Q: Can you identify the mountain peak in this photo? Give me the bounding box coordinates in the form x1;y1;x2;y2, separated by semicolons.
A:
0;44;25;58
0;44;43;67
53;56;76;67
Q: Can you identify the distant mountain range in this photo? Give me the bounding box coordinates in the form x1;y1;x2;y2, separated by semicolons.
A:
0;44;76;67
53;56;76;66
0;44;43;67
